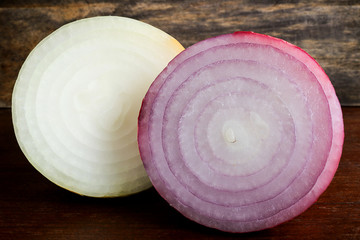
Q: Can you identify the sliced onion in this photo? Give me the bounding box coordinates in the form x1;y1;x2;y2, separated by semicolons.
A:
138;32;344;232
12;16;184;197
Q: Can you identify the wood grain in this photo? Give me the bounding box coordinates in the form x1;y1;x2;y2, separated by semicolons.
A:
0;107;359;239
0;0;359;107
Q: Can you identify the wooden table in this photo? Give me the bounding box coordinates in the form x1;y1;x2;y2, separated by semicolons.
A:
0;107;359;239
1;1;359;239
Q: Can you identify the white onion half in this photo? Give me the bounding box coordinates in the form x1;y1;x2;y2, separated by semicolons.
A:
138;32;344;232
12;16;184;197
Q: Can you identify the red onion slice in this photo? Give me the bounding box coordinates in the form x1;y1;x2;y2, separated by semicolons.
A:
138;32;344;232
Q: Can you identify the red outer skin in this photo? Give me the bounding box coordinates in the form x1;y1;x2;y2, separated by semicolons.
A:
138;32;344;233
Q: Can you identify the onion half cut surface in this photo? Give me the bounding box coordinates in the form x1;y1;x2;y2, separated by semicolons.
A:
138;32;344;232
12;16;184;197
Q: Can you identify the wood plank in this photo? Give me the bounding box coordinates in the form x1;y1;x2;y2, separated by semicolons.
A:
0;0;359;107
0;107;359;239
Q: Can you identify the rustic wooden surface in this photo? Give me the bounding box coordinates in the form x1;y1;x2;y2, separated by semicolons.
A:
0;0;359;107
0;107;359;239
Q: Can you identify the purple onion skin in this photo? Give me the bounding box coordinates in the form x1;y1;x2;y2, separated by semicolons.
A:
138;32;344;233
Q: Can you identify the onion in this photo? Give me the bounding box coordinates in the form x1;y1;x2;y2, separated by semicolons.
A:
138;32;344;232
12;16;184;197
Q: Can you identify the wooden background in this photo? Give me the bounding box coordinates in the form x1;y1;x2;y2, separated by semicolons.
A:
0;1;359;239
0;0;359;107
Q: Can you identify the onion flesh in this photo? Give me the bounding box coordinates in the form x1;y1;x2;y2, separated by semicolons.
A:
12;16;184;197
138;32;344;232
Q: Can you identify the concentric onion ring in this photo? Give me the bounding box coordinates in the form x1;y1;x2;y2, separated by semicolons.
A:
12;16;184;197
138;32;344;232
